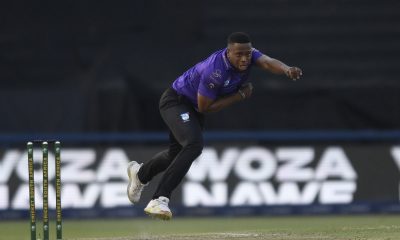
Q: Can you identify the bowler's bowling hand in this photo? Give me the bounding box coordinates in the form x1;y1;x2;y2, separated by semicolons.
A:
286;67;302;81
238;83;254;99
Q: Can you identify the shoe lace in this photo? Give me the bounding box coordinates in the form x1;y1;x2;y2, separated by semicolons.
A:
156;197;169;208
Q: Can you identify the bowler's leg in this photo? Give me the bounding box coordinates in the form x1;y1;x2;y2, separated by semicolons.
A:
153;104;203;199
138;132;182;183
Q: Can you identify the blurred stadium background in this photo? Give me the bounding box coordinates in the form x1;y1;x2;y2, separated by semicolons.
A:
1;0;400;239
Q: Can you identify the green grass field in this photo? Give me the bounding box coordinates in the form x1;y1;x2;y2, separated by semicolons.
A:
1;215;400;240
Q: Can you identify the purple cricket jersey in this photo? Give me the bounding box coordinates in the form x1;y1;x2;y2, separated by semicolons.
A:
172;48;263;110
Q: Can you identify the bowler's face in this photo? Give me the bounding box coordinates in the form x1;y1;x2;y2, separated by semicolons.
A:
227;42;252;71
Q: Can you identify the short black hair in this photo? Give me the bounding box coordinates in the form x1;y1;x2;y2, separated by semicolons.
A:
227;32;251;44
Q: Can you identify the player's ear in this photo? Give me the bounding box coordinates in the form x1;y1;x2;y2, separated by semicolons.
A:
226;47;231;58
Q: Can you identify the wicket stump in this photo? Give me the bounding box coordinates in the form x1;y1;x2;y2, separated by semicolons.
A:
27;141;62;240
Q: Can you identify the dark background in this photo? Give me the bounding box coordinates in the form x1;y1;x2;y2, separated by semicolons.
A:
1;0;399;133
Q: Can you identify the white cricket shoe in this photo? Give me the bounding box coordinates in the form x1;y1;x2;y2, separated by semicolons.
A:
127;161;147;204
144;196;172;220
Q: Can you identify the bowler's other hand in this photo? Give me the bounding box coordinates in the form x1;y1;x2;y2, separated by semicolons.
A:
239;82;254;99
286;67;302;81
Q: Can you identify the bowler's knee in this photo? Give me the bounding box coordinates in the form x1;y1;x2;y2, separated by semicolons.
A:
185;139;203;157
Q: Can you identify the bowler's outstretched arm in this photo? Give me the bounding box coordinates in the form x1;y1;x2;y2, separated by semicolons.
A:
256;54;302;81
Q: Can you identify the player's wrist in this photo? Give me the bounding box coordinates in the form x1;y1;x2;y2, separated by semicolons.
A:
285;67;291;77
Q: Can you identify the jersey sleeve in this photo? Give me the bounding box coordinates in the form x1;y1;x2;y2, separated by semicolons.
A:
251;48;263;64
198;68;224;100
